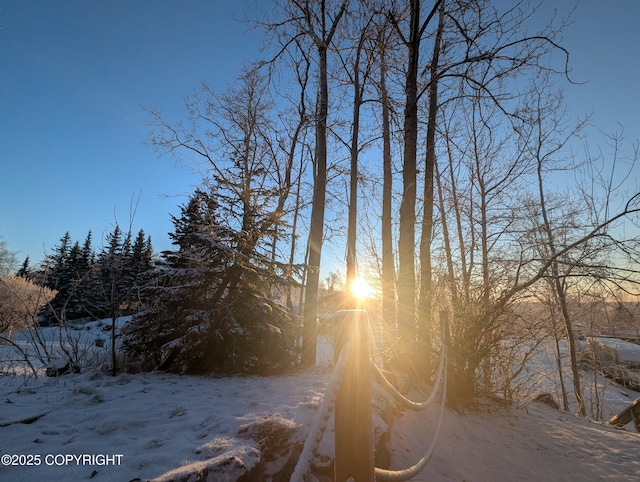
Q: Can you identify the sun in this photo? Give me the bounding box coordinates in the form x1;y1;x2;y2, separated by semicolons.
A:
350;276;374;300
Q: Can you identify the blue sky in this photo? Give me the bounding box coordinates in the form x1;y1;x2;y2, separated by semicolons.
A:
0;0;263;264
1;1;639;268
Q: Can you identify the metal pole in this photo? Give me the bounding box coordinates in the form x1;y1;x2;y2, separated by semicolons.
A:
333;309;374;481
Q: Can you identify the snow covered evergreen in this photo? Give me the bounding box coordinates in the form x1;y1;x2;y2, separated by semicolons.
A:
121;189;297;374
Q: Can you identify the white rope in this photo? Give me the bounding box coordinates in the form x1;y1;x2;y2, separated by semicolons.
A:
374;355;448;482
291;313;449;482
290;343;349;482
373;329;447;411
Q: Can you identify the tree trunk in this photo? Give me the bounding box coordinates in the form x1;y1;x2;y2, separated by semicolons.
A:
287;153;304;311
346;41;364;289
379;36;397;355
300;0;348;366
302;44;330;366
397;0;421;357
537;150;586;416
418;0;445;378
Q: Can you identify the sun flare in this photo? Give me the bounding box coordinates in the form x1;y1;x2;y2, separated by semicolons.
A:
350;276;374;299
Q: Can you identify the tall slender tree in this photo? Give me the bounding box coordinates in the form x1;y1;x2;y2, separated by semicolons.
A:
282;0;350;366
374;22;398;345
339;6;375;291
391;0;442;369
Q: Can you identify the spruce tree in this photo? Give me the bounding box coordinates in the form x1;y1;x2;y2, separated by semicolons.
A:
80;231;94;272
47;231;71;290
122;189;296;374
131;229;148;274
65;241;84;318
43;231;97;322
16;256;30;278
44;232;74;323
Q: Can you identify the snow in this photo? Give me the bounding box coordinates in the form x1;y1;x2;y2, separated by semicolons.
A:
0;367;329;481
591;337;640;365
392;398;640;481
1;323;640;481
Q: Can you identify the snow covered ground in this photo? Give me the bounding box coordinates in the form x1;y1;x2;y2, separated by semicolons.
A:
1;321;640;481
392;394;640;481
0;365;329;481
591;337;640;366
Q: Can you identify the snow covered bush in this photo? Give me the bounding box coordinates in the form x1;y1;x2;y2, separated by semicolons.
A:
0;275;55;337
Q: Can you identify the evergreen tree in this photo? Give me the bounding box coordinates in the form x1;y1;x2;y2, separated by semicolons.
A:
43;231;96;322
131;230;145;267
122;189;296;375
64;241;85;318
130;229;153;275
92;224;138;374
122;229;154;310
67;241;83;278
66;232;96;319
80;231;94;273
144;235;153;265
44;232;76;322
40;228;151;325
16;256;30;278
104;225;123;259
90;225;125;318
47;231;71;291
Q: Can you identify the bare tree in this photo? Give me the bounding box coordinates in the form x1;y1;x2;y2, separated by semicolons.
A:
250;2;639;406
376;21;398;355
390;0;443;363
149;68;304;291
418;0;446;377
0;237;18;275
530;86;588;415
262;0;349;365
337;6;376;291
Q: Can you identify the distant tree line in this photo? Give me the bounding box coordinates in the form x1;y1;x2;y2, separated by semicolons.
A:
16;227;154;325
